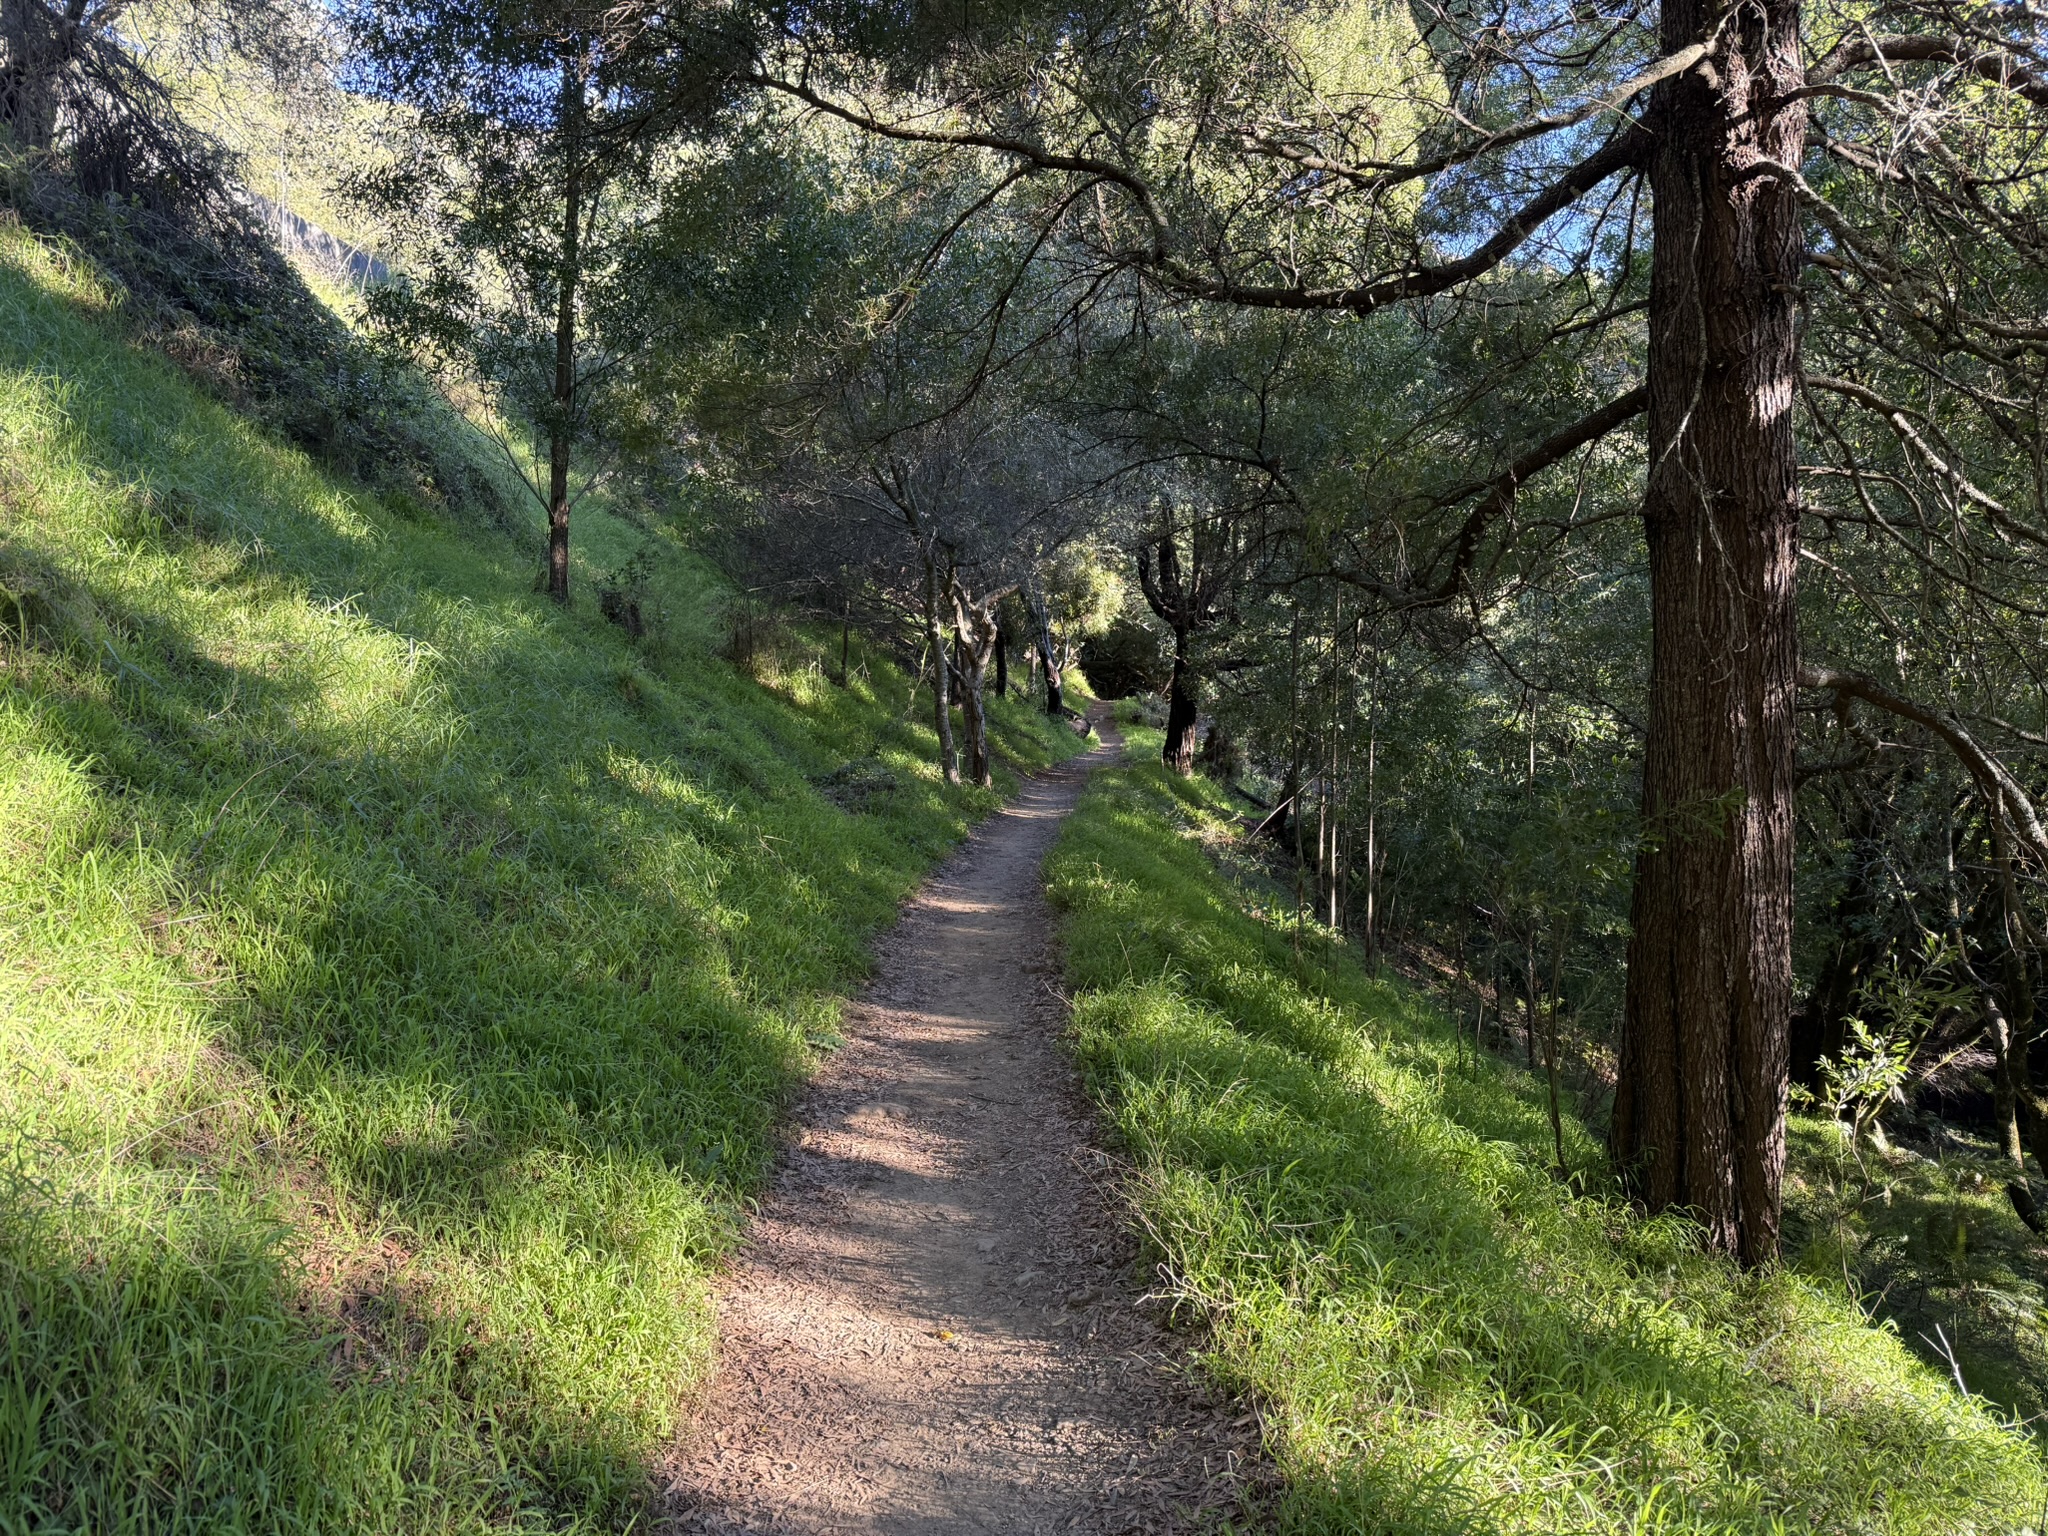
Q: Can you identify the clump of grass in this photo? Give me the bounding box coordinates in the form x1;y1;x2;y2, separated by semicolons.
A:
1048;745;2047;1535
0;223;1086;1532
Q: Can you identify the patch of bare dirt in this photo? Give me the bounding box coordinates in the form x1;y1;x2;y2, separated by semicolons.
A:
662;713;1262;1534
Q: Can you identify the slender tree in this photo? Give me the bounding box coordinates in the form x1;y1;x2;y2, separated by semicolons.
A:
347;0;733;601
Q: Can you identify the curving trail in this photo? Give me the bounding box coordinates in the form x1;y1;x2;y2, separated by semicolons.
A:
662;711;1255;1535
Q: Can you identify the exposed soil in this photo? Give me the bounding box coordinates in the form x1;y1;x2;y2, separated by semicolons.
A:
662;713;1261;1534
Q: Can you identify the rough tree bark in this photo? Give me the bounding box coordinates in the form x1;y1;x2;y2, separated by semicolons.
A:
546;51;585;606
1612;0;1807;1265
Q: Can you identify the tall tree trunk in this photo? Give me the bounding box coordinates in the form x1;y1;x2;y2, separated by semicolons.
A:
1612;0;1807;1266
1543;920;1572;1173
922;550;958;784
546;55;585;606
1164;632;1198;774
1985;987;2045;1231
994;621;1008;697
1364;717;1378;956
1525;938;1541;1072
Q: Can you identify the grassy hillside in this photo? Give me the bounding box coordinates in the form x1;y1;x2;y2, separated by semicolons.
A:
1048;730;2047;1535
0;222;1086;1533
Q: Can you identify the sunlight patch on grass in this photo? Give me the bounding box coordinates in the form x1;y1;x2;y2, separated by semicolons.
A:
0;220;1088;1532
1049;755;2047;1535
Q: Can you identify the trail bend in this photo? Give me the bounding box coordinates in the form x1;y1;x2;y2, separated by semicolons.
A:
664;711;1253;1535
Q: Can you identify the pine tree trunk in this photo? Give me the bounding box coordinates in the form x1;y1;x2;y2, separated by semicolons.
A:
1163;637;1197;774
1613;0;1807;1266
546;57;584;606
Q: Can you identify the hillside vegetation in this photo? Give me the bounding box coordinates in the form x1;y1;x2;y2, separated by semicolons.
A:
0;223;1086;1532
1048;726;2048;1536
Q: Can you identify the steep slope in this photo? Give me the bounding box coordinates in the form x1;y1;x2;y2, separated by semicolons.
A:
1049;728;2047;1535
0;224;1086;1534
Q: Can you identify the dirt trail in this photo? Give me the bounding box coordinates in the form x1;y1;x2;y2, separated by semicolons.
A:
663;713;1255;1534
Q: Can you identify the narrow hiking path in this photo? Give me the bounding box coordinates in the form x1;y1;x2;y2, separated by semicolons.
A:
663;713;1256;1535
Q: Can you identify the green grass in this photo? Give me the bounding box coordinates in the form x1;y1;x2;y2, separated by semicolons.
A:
1783;1116;2048;1441
0;224;1088;1533
1047;737;2048;1535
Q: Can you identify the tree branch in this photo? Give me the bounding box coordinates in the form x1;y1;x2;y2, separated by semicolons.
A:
1335;382;1649;608
1166;126;1651;314
1237;38;1712;194
745;71;1172;257
1800;663;2048;866
1810;32;2048;105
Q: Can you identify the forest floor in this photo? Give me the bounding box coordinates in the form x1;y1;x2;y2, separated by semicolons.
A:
661;710;1260;1534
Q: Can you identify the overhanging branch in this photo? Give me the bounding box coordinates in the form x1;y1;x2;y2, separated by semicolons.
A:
1800;663;2048;866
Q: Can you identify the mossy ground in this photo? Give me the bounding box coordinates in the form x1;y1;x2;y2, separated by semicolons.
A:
0;224;1087;1533
1048;722;2048;1535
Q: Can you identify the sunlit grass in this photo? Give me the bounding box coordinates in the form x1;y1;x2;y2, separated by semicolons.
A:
1049;744;2048;1535
0;223;1087;1532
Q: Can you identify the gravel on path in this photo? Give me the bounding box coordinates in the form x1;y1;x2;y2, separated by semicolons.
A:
661;713;1261;1535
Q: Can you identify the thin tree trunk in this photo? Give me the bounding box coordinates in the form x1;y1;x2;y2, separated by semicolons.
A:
951;584;998;788
994;621;1007;697
546;55;585;606
1991;833;2048;1220
1613;0;1807;1265
1364;713;1378;957
1543;918;1572;1175
1985;990;2044;1231
1025;577;1063;715
1525;938;1540;1073
1326;727;1341;930
923;550;958;784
